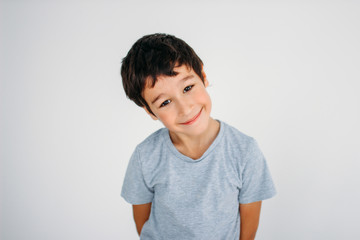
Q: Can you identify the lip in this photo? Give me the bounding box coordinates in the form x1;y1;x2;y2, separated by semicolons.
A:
181;108;202;125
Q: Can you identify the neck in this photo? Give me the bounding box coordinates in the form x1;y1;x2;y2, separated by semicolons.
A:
169;118;220;159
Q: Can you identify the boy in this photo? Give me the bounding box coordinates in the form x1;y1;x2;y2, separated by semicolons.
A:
120;33;276;240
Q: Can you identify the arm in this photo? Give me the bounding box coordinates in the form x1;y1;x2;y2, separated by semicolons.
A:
239;201;262;240
132;202;152;236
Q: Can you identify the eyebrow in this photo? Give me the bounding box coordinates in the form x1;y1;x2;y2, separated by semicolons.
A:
151;74;194;104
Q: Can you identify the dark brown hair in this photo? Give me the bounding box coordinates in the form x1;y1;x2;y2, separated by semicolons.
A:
121;33;204;115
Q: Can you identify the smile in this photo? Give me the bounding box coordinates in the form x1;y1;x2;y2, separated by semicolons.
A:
181;108;202;125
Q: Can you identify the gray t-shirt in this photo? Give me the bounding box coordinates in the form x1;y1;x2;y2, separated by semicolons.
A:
121;120;276;240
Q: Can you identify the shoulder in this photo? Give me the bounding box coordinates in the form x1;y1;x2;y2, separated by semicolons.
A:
135;127;167;151
218;120;259;165
220;120;255;147
132;127;168;166
139;127;166;145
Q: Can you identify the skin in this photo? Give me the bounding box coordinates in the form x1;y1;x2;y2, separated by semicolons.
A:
142;64;220;159
132;202;152;236
132;64;262;238
239;201;262;240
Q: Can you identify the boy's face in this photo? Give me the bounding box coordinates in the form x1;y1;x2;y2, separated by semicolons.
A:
142;64;212;137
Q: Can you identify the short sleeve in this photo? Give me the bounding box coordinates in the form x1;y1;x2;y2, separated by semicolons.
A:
121;147;154;205
238;138;277;204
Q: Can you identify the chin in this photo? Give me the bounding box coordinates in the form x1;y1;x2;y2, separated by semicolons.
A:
185;117;211;135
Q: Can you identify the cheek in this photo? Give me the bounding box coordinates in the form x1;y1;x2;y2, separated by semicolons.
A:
196;89;212;106
199;91;212;115
157;110;175;123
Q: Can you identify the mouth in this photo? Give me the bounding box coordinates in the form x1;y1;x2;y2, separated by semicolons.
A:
181;108;202;125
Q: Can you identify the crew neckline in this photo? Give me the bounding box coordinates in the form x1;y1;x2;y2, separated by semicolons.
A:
163;120;225;163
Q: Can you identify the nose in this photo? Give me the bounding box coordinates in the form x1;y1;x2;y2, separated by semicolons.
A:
177;98;193;117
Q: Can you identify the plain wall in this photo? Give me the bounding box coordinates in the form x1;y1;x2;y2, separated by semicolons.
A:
1;0;360;239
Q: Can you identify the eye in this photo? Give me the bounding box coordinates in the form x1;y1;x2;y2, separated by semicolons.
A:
160;99;171;108
183;85;194;93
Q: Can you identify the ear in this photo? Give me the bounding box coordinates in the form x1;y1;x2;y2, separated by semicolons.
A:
143;106;158;120
201;66;209;88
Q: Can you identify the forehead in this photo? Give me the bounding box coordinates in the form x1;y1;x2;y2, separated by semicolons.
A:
144;65;192;89
142;65;194;99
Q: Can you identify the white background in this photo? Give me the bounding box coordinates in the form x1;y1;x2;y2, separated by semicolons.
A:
1;0;360;239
